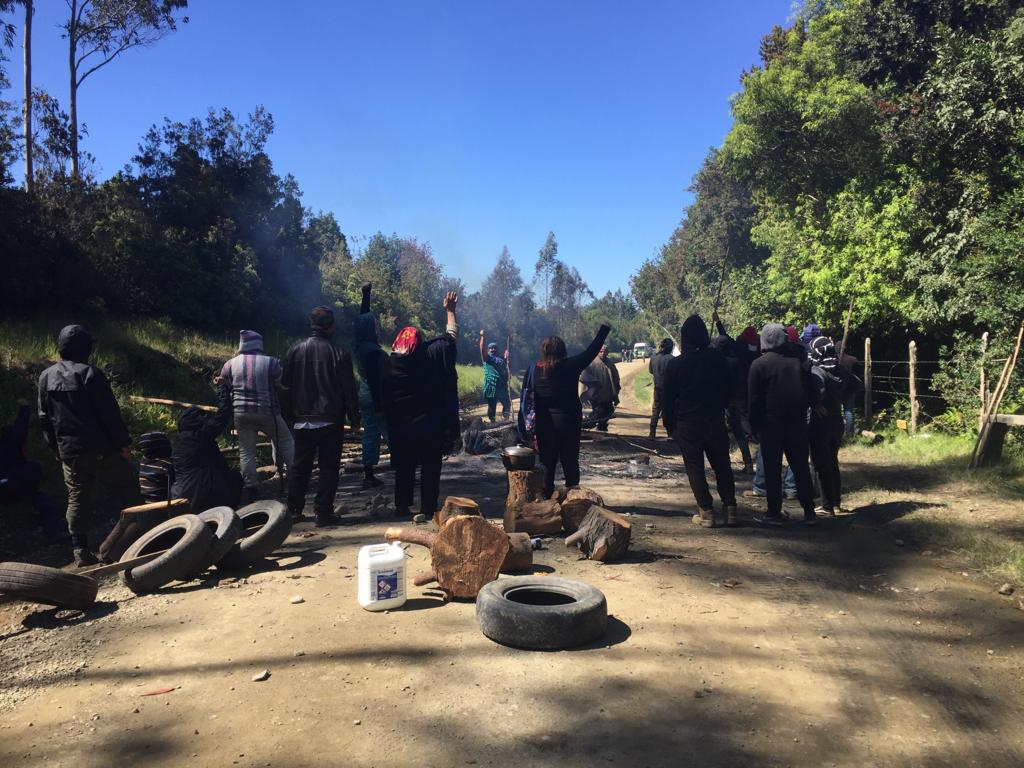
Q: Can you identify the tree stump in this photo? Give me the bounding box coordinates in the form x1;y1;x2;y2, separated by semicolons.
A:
565;506;631;562
435;496;481;528
385;516;510;599
515;499;563;535
501;532;533;572
504;467;545;532
560;488;604;533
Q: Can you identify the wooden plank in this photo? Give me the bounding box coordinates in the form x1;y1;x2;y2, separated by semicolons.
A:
121;498;189;516
80;550;168;578
992;414;1024;426
130;395;216;412
864;337;872;427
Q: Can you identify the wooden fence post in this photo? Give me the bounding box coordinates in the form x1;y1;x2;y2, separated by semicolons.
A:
864;336;872;427
909;340;919;434
979;331;989;431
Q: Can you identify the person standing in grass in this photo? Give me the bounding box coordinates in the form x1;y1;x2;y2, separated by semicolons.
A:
38;325;140;566
219;330;293;503
479;332;511;423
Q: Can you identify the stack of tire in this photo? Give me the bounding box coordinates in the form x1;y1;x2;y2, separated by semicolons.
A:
0;501;293;608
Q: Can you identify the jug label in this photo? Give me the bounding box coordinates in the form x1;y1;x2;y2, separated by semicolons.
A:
375;569;401;601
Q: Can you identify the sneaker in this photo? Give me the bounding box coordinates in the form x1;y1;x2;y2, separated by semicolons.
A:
314;513;343;528
815;506;836;517
724;505;739;527
742;489;766;499
753;513;786;527
412;513;428;524
73;548;99;567
802;510;818;526
362;475;384;489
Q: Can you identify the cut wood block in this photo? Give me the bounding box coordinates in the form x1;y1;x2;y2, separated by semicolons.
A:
435;496;481;528
504;467;545;532
560;488;604;533
515;500;563;535
501;532;533;572
565;506;631;562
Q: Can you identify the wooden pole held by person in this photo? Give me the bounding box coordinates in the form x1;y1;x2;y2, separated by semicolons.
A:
979;331;989;432
864;337;873;427
909;341;919;434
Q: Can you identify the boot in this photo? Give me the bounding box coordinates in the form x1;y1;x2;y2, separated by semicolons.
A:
73;548;99;567
648;429;656;440
362;468;384;489
314;511;344;528
725;505;739;527
692;508;716;528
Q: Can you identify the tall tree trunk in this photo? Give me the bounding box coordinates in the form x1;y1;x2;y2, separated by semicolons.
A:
22;0;32;193
68;0;78;181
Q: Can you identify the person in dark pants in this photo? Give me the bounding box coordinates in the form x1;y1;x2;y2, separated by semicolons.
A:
0;401;66;540
38;325;140;565
748;323;819;526
647;338;674;439
662;315;737;527
711;313;756;473
531;325;612;498
282;306;361;527
582;346;620;431
382;292;461;519
171;384;240;512
355;283;390;489
479;332;511;422
808;336;859;515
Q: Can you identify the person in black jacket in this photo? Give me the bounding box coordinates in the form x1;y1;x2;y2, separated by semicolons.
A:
1;401;65;540
747;323;819;526
355;283;389;489
282;306;361;526
171;384;240;512
647;338;674;439
532;324;612;498
662;315;737;527
808;336;859;516
381;291;461;519
38;325;140;566
711;313;755;473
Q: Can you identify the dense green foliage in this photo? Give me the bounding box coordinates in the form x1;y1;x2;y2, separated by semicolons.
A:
634;0;1024;425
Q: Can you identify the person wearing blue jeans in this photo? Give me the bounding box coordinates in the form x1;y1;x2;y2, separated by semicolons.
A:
746;446;797;498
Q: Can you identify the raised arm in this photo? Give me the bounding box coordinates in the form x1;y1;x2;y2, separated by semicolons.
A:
479;330;487;364
443;291;458;338
568;324;612;377
360;283;372;315
199;383;233;441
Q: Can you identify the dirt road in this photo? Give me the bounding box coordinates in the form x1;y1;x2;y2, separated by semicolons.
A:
2;360;1022;767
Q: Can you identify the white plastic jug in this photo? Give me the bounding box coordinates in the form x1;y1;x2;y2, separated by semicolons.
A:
357;542;407;611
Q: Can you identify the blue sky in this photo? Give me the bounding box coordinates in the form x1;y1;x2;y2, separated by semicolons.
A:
19;0;791;296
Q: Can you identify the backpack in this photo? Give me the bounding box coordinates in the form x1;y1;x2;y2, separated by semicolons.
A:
517;363;538;443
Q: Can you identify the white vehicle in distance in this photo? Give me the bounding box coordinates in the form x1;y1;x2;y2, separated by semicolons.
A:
632;342;654;360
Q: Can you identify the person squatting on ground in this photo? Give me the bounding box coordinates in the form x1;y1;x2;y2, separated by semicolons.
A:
711;313;757;473
37;325;141;566
0;400;65;540
582;345;620;431
282;306;361;527
479;331;511;422
354;283;390;490
531;324;611;499
662;314;738;528
647;338;674;439
381;291;461;519
808;336;859;516
220;330;293;501
747;323;820;526
171;383;241;512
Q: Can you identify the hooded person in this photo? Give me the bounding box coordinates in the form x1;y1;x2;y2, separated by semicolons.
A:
709;313;756;473
1;400;66;541
647;338;675;439
37;325;140;566
219;330;293;500
170;384;240;512
479;332;511;423
355;283;390;489
581;345;620;431
281;306;361;527
661;314;738;527
381;291;461;519
747;323;819;525
801;323;822;347
807;336;859;515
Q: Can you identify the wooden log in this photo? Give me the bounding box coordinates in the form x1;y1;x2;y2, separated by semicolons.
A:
501;532;533;572
435;496;481;528
560;488;604;534
121;498;190;517
565;506;632;562
515;500;563;535
413;570;438;587
504;467;545;532
386;516;509;599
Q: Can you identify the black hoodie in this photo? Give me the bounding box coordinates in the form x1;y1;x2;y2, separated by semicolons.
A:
37;325;131;460
661;315;732;430
747;323;818;436
170;384;239;511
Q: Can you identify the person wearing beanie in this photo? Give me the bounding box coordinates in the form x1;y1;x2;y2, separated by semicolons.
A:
37;325;140;565
647;337;675;439
281;306;361;527
747;323;819;526
808;336;859;515
661;314;738;527
219;330;293;501
479;332;511;423
801;323;822;347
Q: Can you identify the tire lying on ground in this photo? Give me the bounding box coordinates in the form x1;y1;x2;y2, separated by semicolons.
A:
0;562;98;610
120;514;214;594
218;500;292;569
475;576;607;650
195;506;243;572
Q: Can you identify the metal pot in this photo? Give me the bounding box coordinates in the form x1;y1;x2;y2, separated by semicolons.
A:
501;445;537;471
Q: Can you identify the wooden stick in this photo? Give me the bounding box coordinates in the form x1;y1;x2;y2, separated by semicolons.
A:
864;336;873;428
909;340;918;435
130;395;216;412
839;296;855;358
711;250;729;315
979;331;989;432
81;549;168;578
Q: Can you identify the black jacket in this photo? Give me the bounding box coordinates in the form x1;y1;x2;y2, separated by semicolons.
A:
382;331;460;450
748;324;818;436
533;325;611;417
281;331;360;427
662;315;732;430
648;351;673;391
38;326;131;460
171;385;240;512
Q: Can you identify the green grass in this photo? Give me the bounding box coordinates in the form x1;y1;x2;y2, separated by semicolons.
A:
633;370;653;406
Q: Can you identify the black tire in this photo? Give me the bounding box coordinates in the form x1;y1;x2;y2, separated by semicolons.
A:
218;500;292;569
195;506;243;571
0;562;98;610
120;514;213;594
475;576;607;650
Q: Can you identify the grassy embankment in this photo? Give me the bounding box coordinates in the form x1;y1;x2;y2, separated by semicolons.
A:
633;370;653;406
